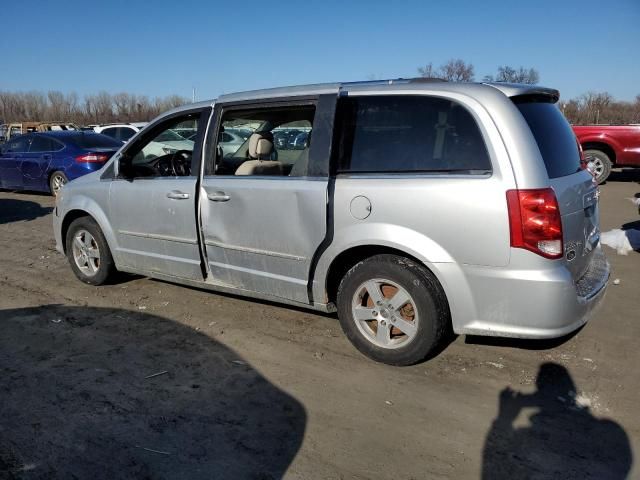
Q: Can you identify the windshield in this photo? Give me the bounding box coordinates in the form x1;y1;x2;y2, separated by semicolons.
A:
515;100;581;179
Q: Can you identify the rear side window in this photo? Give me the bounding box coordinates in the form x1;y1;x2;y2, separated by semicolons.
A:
334;95;491;174
515;101;581;178
69;133;122;149
29;136;62;152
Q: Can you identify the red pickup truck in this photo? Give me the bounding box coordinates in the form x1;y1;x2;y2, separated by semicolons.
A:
572;125;640;183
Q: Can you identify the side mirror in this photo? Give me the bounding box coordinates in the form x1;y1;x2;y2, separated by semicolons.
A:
118;153;134;179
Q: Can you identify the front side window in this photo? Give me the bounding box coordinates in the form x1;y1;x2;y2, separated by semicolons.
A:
124;115;200;178
334;95;491;174
210;105;316;177
3;136;30;153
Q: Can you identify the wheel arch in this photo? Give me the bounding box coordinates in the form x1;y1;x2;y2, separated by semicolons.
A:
59;197;118;259
324;245;446;305
582;141;617;165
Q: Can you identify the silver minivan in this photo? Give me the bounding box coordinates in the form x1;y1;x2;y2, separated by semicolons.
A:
53;79;609;365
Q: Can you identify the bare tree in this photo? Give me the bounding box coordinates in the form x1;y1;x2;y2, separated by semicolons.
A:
439;59;475;82
417;59;474;82
417;62;438;78
47;91;66;120
485;65;540;84
561;92;640;125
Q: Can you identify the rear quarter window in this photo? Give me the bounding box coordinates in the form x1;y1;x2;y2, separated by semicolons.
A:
515;101;581;178
334;95;492;174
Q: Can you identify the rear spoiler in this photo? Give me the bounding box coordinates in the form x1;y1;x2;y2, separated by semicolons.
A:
483;82;560;103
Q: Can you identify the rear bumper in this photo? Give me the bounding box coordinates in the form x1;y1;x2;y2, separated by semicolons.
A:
448;247;610;339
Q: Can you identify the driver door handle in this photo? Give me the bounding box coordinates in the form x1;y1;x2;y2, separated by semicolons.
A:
207;191;230;202
167;190;190;200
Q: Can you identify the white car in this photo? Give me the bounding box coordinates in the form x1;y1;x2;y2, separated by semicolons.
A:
94;123;192;159
93;123;145;143
138;129;194;159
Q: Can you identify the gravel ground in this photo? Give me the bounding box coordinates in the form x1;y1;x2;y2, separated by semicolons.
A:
1;170;639;479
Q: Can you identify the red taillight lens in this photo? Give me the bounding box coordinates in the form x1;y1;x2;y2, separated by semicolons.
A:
506;188;563;259
75;153;109;163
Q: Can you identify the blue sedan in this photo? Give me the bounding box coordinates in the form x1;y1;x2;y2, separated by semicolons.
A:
0;131;121;195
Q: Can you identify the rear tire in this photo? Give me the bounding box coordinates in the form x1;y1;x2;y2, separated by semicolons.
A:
336;254;450;366
584;149;612;184
65;217;116;285
49;171;68;196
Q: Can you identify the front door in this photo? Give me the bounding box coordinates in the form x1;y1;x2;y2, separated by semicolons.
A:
108;108;211;280
200;96;336;304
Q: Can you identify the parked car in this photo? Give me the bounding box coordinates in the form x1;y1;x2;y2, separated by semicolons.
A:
138;129;194;159
0;131;121;195
218;129;246;156
572;124;640;183
93;123;146;143
0;122;78;143
53;79;609;365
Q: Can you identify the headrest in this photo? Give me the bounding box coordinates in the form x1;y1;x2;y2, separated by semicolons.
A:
248;132;274;159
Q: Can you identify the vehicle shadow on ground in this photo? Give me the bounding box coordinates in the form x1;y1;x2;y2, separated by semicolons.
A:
0;198;52;225
606;168;640;184
482;362;632;479
0;305;306;479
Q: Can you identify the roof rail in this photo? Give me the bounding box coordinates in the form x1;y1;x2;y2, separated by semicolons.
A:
342;77;447;87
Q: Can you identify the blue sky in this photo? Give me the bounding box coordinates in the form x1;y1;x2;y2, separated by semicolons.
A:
2;0;638;102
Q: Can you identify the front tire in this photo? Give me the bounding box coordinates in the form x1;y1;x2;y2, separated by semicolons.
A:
584;149;612;184
336;254;450;366
65;217;116;285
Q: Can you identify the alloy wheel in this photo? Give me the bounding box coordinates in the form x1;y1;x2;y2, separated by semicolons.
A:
351;278;419;349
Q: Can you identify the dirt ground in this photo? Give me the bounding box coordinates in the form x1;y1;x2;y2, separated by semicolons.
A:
1;170;639;479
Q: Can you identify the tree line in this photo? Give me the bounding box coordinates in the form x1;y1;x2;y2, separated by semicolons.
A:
2;64;639;126
418;59;640;125
0;91;189;126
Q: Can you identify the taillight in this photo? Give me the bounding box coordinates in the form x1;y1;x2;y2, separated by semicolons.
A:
577;139;587;170
506;188;563;259
75;153;109;163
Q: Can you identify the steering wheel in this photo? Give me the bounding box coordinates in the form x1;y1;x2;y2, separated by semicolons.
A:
170;150;192;176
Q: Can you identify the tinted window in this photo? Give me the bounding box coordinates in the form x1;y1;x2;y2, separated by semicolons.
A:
515;101;581;178
69;133;122;149
29;136;57;152
101;128;118;139
119;128;135;142
334;96;491;173
4;136;30;153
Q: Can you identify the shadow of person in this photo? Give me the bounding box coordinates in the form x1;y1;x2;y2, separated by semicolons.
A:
482;362;632;479
0;198;52;225
0;306;306;479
